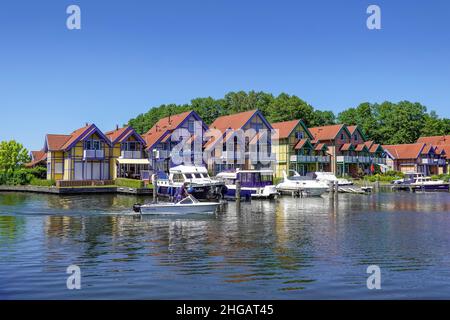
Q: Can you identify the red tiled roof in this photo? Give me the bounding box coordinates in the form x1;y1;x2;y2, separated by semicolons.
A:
25;150;47;167
355;143;368;152
340;143;353;151
347;125;358;135
382;143;425;160
364;141;374;149
271;119;302;139
421;144;433;154
314;143;327;151
105;126;129;144
209;110;257;132
369;143;382;153
437;145;450;157
309;124;345;141
417;135;450;145
294;139;309;150
60;125;96;150
46;134;71;151
143;111;192;150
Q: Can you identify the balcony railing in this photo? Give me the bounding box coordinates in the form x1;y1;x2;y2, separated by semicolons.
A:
83;149;104;160
421;158;447;165
290;155;331;163
121;150;142;159
372;157;386;165
336;156;358;163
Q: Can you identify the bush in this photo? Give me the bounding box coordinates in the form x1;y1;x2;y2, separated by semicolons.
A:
30;178;56;187
0;167;50;186
115;178;145;189
364;172;403;183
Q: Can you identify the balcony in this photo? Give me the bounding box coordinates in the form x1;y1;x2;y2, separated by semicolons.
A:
83;149;104;160
317;155;330;163
297;155;317;163
421;158;447;166
357;156;371;164
120;150;142;159
372;157;386;165
336;156;358;163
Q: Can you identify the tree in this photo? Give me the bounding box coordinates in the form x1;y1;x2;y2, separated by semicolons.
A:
0;140;30;172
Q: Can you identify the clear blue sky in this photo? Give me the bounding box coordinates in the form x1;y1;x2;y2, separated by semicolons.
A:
1;0;449;151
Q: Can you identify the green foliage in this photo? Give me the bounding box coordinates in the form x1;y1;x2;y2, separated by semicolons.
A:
0;140;30;172
431;174;450;182
0;167;49;186
128;92;449;145
128;91;336;134
364;171;404;183
338;101;450;144
115;178;145;189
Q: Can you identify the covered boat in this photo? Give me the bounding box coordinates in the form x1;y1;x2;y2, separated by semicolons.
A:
276;170;329;197
154;165;226;200
215;169;279;200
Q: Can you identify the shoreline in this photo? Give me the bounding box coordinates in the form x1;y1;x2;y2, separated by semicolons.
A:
0;184;153;195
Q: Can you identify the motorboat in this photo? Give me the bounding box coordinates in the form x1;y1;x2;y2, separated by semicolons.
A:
311;172;353;186
394;172;449;191
276;170;329;197
133;195;219;215
154;165;226;200
215;169;279;200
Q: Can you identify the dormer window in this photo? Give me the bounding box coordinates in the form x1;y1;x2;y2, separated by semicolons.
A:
84;140;101;150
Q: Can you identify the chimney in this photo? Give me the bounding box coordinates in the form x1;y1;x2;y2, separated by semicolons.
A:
168;114;171;125
85;122;89;127
116;124;119;130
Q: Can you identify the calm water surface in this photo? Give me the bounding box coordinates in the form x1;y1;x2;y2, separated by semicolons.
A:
1;191;450;299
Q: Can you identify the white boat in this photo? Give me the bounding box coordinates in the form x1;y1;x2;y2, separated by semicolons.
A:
215;169;279;200
312;172;353;186
393;172;449;191
133;195;219;215
276;170;329;197
154;165;226;200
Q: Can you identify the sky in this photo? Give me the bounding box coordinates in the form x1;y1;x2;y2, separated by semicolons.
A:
0;0;449;151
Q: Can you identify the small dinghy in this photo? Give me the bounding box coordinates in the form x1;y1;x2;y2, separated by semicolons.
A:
132;195;219;215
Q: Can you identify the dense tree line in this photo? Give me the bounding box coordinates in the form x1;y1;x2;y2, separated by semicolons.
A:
128;91;450;144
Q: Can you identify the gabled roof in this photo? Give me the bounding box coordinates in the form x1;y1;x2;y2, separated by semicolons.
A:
105;126;146;145
61;124;111;151
44;124;111;152
382;143;426;160
294;138;313;150
209;110;258;132
309;124;349;142
417;135;450;145
369;143;383;153
271;119;313;140
314;143;328;151
25;150;47;167
347;125;367;141
436;145;450;158
355;143;369;152
340;143;354;151
142;110;205;150
364;141;374;149
205;110;272;150
45;134;71;151
421;144;434;155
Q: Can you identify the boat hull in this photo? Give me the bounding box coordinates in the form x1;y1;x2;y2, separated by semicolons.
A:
276;185;328;197
139;203;219;215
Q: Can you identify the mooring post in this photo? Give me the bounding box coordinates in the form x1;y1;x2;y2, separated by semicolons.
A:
153;176;158;203
334;180;339;195
236;180;241;202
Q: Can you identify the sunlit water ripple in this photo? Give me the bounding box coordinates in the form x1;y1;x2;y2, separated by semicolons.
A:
0;191;450;299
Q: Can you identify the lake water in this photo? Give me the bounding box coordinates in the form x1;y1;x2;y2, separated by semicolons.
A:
1;191;450;299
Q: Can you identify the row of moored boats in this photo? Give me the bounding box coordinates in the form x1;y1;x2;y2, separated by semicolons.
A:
133;165;356;214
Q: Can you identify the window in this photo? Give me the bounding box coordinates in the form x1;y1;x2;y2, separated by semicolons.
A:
341;134;345;140
85;140;101;150
296;132;304;139
55;162;63;174
354;134;358;141
173;173;184;182
184;173;193;179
